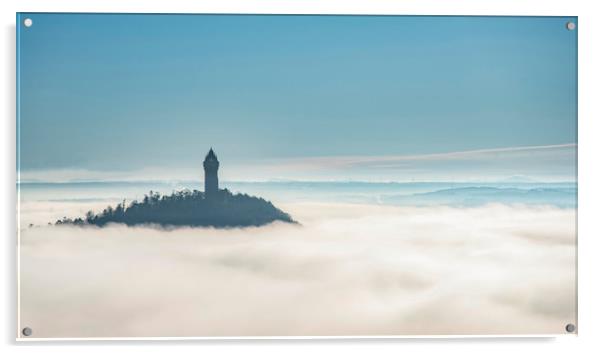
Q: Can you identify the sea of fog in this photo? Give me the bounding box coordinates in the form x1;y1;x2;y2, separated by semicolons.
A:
18;181;577;337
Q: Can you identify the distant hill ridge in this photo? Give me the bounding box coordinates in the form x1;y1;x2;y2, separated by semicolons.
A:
383;186;576;208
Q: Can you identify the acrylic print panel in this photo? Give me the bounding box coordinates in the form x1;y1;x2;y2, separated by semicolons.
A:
16;13;577;339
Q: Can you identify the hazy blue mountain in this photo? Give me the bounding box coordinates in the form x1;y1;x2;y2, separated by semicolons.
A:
383;186;576;208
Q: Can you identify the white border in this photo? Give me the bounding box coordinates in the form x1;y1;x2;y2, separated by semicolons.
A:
3;0;601;352
12;11;580;340
15;334;565;342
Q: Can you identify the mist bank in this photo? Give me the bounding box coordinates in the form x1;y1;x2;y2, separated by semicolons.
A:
18;180;576;216
20;202;576;338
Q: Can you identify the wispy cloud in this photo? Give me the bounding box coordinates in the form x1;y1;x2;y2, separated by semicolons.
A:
268;143;575;168
17;167;203;184
243;143;577;182
18;144;576;183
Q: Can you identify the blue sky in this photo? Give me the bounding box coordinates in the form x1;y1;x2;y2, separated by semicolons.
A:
17;14;577;182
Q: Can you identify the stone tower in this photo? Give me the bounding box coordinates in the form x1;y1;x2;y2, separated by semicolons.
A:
203;148;219;197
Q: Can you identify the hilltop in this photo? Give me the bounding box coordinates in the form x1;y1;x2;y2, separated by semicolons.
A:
56;189;296;228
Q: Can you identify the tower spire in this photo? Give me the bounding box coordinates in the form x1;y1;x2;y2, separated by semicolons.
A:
203;148;219;197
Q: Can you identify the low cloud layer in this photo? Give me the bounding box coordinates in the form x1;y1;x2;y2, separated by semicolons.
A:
19;202;576;338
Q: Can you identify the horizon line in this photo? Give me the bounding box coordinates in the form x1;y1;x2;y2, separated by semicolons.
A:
17;143;577;184
17;178;578;185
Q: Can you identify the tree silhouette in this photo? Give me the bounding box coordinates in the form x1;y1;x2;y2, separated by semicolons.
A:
56;189;296;228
